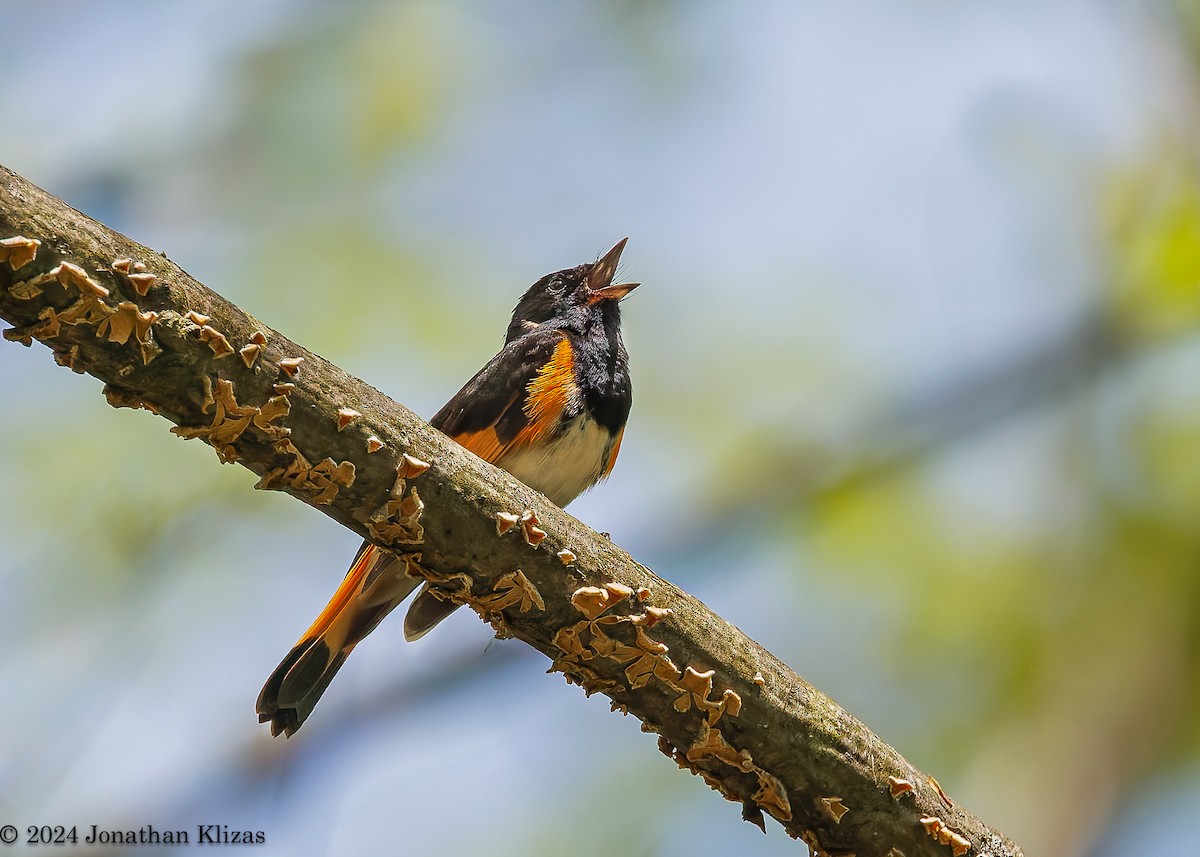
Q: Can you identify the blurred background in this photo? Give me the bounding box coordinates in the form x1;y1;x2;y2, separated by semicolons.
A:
1;1;1198;854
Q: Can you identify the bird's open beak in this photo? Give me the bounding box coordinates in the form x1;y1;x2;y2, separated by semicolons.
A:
588;237;640;302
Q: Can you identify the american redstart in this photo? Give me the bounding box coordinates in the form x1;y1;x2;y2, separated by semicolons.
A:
257;239;638;736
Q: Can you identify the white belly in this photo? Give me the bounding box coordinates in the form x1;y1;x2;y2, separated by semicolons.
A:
497;415;615;507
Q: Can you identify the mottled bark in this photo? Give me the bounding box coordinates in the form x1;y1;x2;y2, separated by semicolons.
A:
0;164;1021;857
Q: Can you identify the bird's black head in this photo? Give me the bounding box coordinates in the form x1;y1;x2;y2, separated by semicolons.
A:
506;238;639;343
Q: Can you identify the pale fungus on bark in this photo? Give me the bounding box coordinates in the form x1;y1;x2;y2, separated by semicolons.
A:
255;437;356;505
676;722;793;825
518;509;547;546
387;454;431;501
569;586;612;621
277;356;304;377
239;342;262;368
10;306;60;341
103;384;159;413
674;665;743;725
172;377;289;462
948;832;971;856
819;796;850;824
919;817;971;857
397;452;430;479
686;722;755;773
7;279;42;301
335;407;361;431
602;581;634;601
55;261;109;298
636;605;672;627
928;775;954;809
888;775;915;800
495;511;521;535
197;324;234;358
522;522;546;546
2;253;169;364
476;569;544;614
57;291;113;327
367;487;426;546
96;301;160;364
0;235;40;269
255;395;292;434
125;272;157;296
97;301;157;346
110;257;161;297
750;768;792;824
3;262;117;341
199;374;215;413
551;574;779;825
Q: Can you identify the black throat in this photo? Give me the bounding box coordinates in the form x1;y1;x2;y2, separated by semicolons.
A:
570;301;632;434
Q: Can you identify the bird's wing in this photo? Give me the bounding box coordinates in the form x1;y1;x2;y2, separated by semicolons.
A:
430;327;577;464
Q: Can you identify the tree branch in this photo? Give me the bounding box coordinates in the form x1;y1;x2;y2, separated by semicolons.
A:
0;164;1022;857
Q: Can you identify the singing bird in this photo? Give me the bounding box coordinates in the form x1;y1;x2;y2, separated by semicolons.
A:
257;239;639;736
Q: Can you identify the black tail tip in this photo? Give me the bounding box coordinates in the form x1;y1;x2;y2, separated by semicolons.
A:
259;707;301;738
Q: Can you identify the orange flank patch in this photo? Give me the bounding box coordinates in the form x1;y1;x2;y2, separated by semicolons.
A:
601;425;625;479
522;337;576;441
448;336;578;466
293;544;376;646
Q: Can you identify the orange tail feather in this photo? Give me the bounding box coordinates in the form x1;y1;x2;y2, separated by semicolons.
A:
256;543;420;737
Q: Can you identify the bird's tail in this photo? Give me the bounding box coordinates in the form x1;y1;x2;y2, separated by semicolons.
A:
256;542;421;737
403;586;462;641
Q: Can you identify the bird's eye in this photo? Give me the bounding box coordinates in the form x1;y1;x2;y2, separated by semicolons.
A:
546;277;565;294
